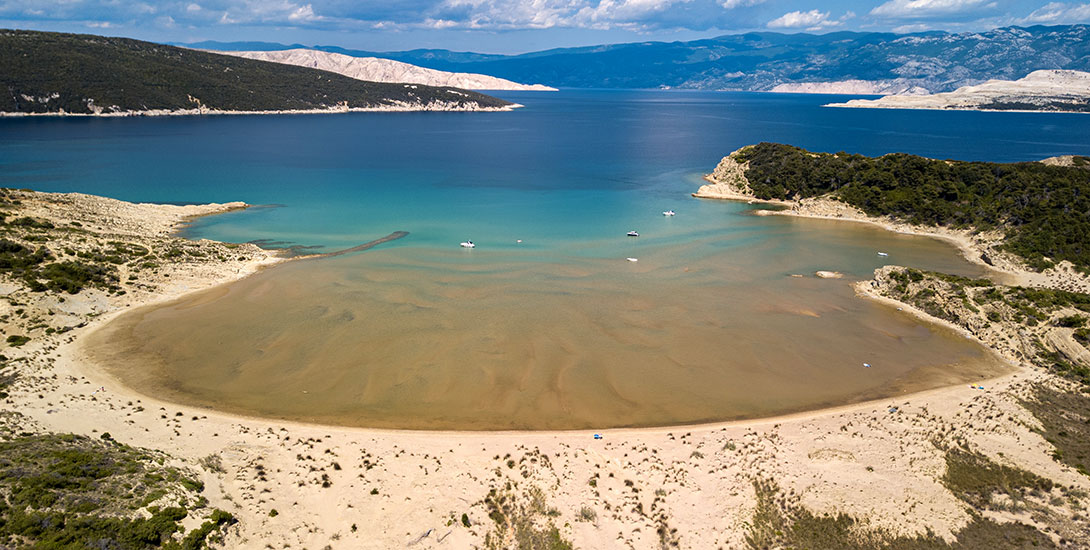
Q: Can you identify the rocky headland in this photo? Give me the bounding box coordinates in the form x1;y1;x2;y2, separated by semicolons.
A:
0;29;515;117
825;70;1090;113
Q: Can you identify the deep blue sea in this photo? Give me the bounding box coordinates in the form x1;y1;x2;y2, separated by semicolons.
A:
3;90;1089;256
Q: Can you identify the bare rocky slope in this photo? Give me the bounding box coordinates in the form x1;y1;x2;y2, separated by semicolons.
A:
193;24;1090;93
223;49;555;91
826;70;1090;112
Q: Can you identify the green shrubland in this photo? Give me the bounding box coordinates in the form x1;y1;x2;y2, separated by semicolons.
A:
735;143;1090;271
0;432;234;549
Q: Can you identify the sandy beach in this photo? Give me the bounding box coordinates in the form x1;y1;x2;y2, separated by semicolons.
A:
3;188;1089;548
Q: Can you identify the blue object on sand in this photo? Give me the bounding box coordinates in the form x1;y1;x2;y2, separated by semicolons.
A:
593;434;602;440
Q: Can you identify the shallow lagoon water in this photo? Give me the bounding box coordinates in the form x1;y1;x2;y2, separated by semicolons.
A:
6;90;1088;429
84;213;1009;430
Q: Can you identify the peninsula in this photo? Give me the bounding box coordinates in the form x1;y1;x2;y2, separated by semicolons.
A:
825;70;1090;113
0;29;514;116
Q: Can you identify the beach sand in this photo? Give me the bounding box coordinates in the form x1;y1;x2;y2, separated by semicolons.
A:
3;189;1088;548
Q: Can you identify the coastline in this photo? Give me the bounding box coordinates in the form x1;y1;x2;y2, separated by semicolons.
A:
0;101;522;118
694;171;1090;295
823;103;1090;114
4;189;1089;547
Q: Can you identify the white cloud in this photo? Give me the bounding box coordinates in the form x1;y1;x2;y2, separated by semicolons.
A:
719;0;764;8
870;0;995;19
767;9;846;30
0;0;825;32
892;22;935;32
425;0;714;31
288;3;322;23
1018;2;1090;24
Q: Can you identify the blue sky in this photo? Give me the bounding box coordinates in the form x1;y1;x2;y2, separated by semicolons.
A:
2;0;1089;53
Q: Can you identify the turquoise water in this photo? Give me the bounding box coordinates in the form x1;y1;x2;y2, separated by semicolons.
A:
7;90;1090;428
3;90;1089;258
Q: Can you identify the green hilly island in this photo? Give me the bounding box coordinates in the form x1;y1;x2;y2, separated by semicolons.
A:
0;29;512;115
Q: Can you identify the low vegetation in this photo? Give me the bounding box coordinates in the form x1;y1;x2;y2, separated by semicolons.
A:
0;29;511;114
941;447;1055;509
880;267;1090;386
0;431;234;549
734;142;1090;271
745;446;1066;550
1022;386;1090;477
482;486;572;550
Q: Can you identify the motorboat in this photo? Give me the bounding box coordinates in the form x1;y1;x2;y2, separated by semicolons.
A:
460;241;475;248
663;210;676;216
627;231;639;237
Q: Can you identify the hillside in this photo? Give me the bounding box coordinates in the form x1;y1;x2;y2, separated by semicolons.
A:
223;49;555;91
826;70;1090;112
190;25;1090;93
0;29;512;115
701;143;1090;272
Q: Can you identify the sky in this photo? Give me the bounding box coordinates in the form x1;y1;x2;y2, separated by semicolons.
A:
2;0;1089;53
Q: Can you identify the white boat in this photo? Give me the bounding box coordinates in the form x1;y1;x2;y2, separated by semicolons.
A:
663;210;676;216
627;231;639;237
877;252;888;256
626;257;638;262
460;241;475;248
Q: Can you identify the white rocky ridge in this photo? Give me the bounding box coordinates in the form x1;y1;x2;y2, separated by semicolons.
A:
222;49;556;91
825;70;1090;112
770;80;930;96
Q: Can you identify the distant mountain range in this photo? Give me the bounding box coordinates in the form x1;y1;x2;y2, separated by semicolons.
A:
0;30;512;116
222;49;554;91
187;25;1090;93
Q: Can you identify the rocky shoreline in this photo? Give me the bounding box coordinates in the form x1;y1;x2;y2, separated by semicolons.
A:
0;100;522;118
824;70;1090;114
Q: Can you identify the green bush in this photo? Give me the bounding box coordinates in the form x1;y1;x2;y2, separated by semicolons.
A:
0;433;236;550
